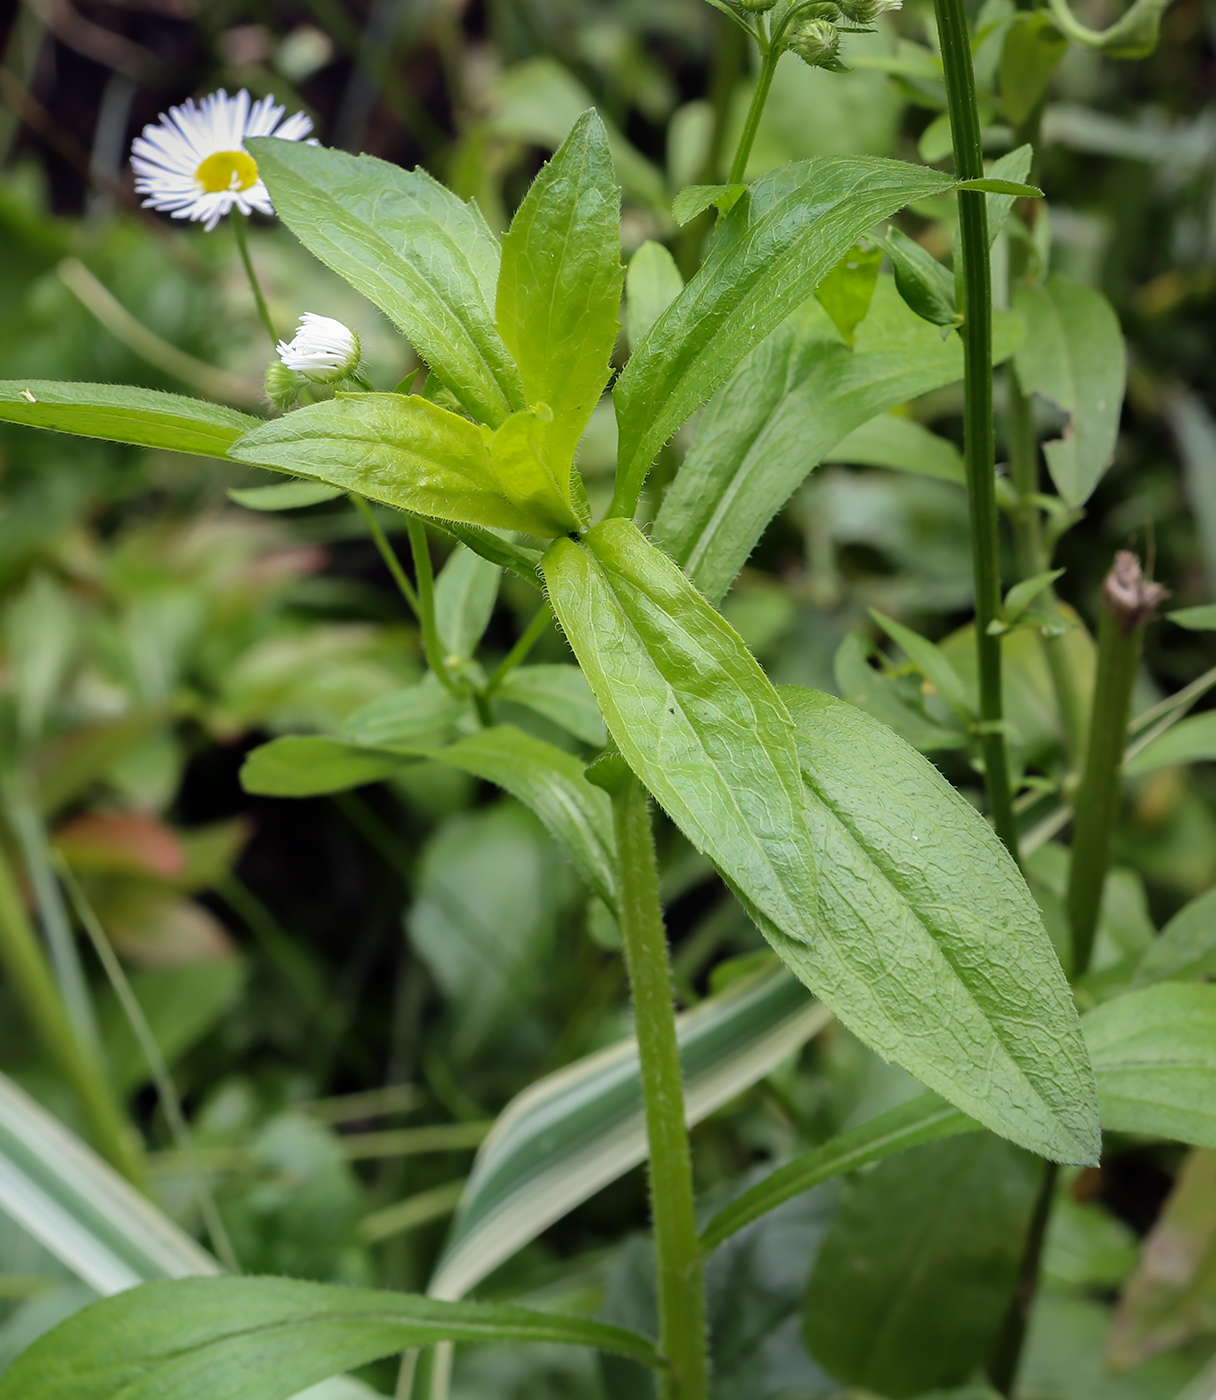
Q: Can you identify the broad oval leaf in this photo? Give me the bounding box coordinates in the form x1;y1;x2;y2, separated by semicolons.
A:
247;138;522;427
0;382;258;459
1084;984;1216;1149
0;1276;661;1400
611;156;962;514
228;393;579;537
429;963;828;1301
780;687;1100;1164
497;110;623;465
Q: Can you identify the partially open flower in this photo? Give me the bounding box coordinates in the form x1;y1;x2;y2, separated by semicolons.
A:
788;16;843;67
275;314;361;383
131;89;312;232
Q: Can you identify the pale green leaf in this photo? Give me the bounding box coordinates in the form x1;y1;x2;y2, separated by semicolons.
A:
869;609;972;719
1170;605;1216;631
670;183;745;226
1004;568;1065;625
495;664;607;747
434;546;501;661
1133;886;1216;987
815;244;883;346
240;737;410;797
825;413;965;484
227;482;344;511
625;242;683;354
0;382;258;459
834;632;968;753
1124;711;1216;775
955;176;1043;196
342;682;472;752
985;144;1035;244
247;138;522;427
1000;19;1067;129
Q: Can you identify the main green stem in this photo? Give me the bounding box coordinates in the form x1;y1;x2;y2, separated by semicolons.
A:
1066;603;1144;978
933;0;1018;859
611;775;708;1400
727;40;777;186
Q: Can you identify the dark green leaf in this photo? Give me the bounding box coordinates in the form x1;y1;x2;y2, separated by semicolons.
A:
625;242;683;353
247;138;523;427
883;226;957;327
803;1135;1041;1396
1013;276;1126;507
815;243;884;346
497;110;623;465
495;664;607;747
782;687;1100;1163
1134;886;1216;987
613;157;962;513
240;736;410;797
670;183;745;226
699;1094;975;1253
0;1276;661;1400
0;382;258;459
228;393;581;537
1085;984;1216;1148
227;481;344;511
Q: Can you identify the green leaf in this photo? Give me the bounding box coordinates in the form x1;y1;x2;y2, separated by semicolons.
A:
670;183;745;226
240;736;410;797
434;546;501;661
833;632;968;752
815;243;884;346
542;517;821;970
1085;984;1216;1148
429;963;828;1300
825;413;965;484
1169;605;1216;631
247;138;523;428
802;1134;1041;1396
954;176;1044;196
496;110;623;466
1003;568;1065;626
1133;886;1216;987
612;157;963;513
698;1094;975;1253
625;242;683;354
883;226;957;327
0;382;259;459
1000;17;1068;129
984;144;1035;246
1046;0;1173;59
0;1276;661;1400
342;681;472;752
782;687;1100;1163
227;481;344;511
869;609;972;719
650;279;1015;603
228;393;580;537
1013;275;1126;507
495;664;607;747
1125;710;1216;775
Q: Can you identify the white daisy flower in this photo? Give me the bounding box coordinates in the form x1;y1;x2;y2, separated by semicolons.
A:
276;313;361;382
131;89;313;232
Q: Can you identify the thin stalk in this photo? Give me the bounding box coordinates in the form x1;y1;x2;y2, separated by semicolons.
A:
611;773;707;1400
0;842;143;1184
483;603;552;696
727;39;778;185
933;0;1018;858
230;208;277;347
351;495;421;618
405;519;465;700
57;857;240;1274
987;1161;1059;1394
1067;554;1165;977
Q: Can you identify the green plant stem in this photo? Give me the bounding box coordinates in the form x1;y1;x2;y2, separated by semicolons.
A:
230;208;277;347
483;603;552;696
933;0;1018;860
405;518;464;700
0;841;143;1185
351;495;421;618
1067;604;1144;978
727;39;778;186
611;774;708;1400
986;1160;1059;1395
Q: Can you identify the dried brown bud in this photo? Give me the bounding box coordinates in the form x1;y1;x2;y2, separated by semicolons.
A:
1102;551;1169;637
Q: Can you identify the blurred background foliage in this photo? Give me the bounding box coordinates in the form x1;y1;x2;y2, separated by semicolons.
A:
0;0;1213;1396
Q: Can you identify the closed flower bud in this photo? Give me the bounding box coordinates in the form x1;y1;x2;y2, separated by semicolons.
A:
734;0;778;11
264;359;301;410
788;16;842;66
276;313;362;384
836;0;901;23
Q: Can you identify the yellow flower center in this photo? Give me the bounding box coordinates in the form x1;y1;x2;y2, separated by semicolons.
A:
196;150;259;194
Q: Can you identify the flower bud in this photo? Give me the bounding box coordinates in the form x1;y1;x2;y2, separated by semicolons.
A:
788;16;842;66
276;313;362;384
734;0;778;11
264;359;301;410
836;0;901;22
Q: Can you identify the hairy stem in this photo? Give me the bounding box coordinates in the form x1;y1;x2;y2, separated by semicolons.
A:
933;0;1018;858
611;773;707;1400
727;40;777;186
483;603;552;696
406;518;465;700
351;495;421;619
231;207;277;347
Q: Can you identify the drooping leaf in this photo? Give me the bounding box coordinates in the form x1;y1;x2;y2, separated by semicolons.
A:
1045;0;1174;59
494;664;607;747
1125;710;1216;776
625;242;683;353
1013;275;1126;507
1134;885;1216;987
883;226;957;327
434;546;501;661
0;383;259;459
497;110;623;464
429;963;829;1300
825;413;964;483
1084;984;1216;1148
228;393;580;537
781;687;1100;1163
612;157;966;513
0;1276;661;1400
699;1094;975;1253
247;138;522;427
802;1134;1041;1397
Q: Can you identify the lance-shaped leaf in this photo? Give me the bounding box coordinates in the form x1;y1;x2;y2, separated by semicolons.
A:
434;546;501;661
497;110;623;465
781;688;1099;1163
1133;885;1216;987
1013;276;1125;507
228;394;580;537
0;1276;661;1400
429;963;828;1300
495;664;606;747
248;139;522;427
612;156;962;513
1084;984;1216;1149
0;382;259;459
